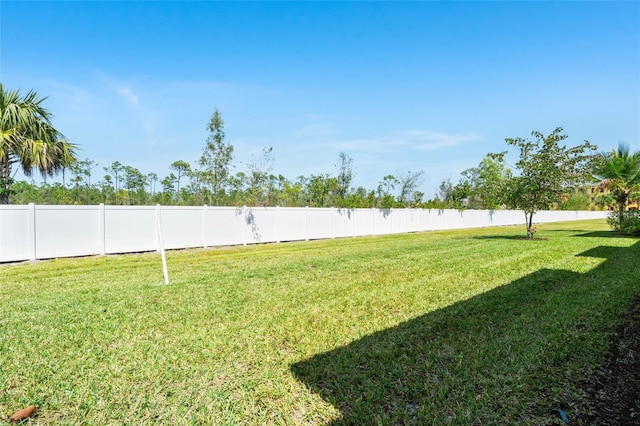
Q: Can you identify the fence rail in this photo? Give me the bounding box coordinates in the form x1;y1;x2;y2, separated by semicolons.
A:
0;204;608;263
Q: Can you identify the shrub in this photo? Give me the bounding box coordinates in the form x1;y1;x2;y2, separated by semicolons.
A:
606;211;622;231
620;211;640;236
608;210;640;235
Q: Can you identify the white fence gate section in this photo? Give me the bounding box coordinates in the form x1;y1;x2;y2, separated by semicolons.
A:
0;204;608;263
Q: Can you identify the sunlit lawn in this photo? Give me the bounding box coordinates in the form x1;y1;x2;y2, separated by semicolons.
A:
1;219;638;424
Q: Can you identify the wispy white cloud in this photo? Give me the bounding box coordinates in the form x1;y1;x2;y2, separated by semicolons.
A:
116;86;139;108
291;115;336;138
398;130;480;151
254;127;485;197
98;76;160;146
98;75;282;150
43;79;98;110
294;130;480;156
165;79;278;97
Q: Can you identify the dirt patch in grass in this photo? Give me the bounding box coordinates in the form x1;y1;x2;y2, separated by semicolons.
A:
575;294;640;425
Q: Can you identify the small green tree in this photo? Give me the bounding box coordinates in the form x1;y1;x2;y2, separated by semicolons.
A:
69;158;98;204
436;178;469;210
461;152;512;210
245;147;274;206
502;127;597;238
336;152;355;201
147;172;159;199
199;109;234;205
122;165;147;205
104;161;124;204
169;160;191;196
558;188;591;211
161;173;177;205
396;170;424;207
450;181;472;210
305;174;339;207
278;176;307;207
376;175;397;208
101;174;115;204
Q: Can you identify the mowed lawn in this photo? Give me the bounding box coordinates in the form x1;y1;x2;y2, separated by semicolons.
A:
1;219;638;425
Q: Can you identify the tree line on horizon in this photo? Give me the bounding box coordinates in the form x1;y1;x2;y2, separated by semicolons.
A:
2;84;639;236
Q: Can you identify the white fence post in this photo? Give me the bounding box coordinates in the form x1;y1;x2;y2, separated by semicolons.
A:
156;213;169;284
98;203;106;255
28;203;36;261
330;207;334;239
155;204;162;252
276;206;280;243
372;207;375;236
202;204;208;248
305;206;309;241
242;206;247;246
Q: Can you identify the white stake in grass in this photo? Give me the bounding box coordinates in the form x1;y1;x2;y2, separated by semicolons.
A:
157;218;169;284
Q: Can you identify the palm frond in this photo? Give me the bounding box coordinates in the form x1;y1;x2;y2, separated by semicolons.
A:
1;84;78;202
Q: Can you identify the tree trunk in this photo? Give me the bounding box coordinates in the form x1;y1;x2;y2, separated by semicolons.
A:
0;162;13;204
618;200;626;228
526;211;535;239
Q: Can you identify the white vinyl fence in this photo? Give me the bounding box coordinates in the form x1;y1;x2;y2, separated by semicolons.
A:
0;204;608;263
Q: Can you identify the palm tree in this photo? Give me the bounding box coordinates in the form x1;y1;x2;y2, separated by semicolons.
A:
0;84;78;204
593;143;640;227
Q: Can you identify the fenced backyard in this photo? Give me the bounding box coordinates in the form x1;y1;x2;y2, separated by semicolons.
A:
0;204;607;263
1;219;637;424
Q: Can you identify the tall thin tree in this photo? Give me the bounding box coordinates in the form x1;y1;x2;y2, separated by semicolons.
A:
199;109;234;205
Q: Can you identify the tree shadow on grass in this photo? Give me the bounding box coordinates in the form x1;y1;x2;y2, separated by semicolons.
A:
471;235;548;241
576;230;636;239
537;229;632;239
291;241;640;425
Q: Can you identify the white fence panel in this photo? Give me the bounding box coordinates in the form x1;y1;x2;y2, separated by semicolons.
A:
462;210;492;229
430;209;464;230
531;210;562;224
105;206;157;254
419;209;433;232
0;205;32;262
307;208;332;240
161;207;203;249
35;205;101;259
332;209;354;238
427;209;445;230
204;207;243;246
353;209;375;237
373;209;393;235
390;209;406;234
406;209;422;233
243;207;277;244
535;210;608;224
488;210;523;227
278;207;308;242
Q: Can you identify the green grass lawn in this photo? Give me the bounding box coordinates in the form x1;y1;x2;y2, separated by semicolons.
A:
1;219;638;425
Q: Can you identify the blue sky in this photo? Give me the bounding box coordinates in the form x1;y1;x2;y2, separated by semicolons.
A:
1;1;639;198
